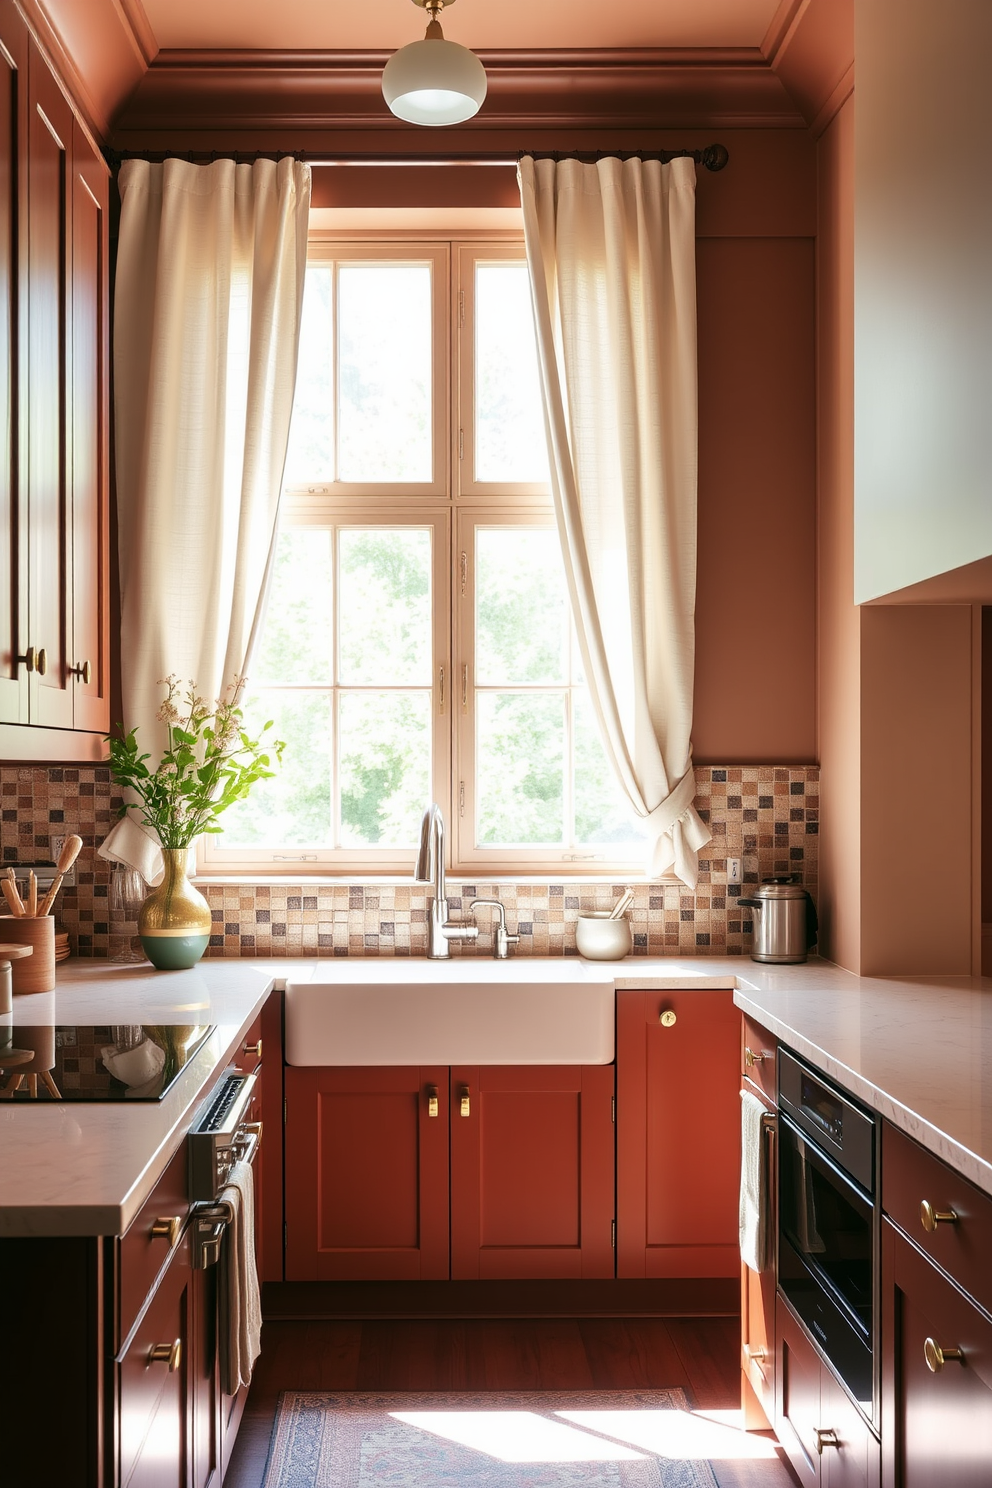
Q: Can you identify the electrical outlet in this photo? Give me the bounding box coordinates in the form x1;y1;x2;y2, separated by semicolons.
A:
49;835;77;887
727;858;742;884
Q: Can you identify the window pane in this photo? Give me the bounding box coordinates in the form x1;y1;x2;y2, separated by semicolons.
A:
284;266;334;483
573;692;646;845
475;263;549;483
338;263;432;482
338;529;432;686
476;528;567;685
254;528;332;686
220;691;332;847
477;692;564;844
339;692;431;847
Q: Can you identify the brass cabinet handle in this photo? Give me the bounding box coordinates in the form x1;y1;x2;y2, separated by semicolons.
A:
427;1085;439;1118
659;1009;677;1028
243;1040;262;1059
36;648;47;676
460;1086;471;1117
68;660;92;684
744;1046;768;1067
148;1339;182;1372
924;1337;964;1373
920;1199;958;1233
150;1215;182;1248
743;1343;766;1364
814;1428;839;1455
16;646;37;674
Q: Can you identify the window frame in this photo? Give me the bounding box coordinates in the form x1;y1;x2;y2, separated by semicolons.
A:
197;235;645;879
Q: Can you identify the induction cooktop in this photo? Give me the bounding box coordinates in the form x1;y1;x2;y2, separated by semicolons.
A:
0;1024;216;1101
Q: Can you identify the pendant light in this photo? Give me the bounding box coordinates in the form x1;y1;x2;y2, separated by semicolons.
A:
382;0;487;127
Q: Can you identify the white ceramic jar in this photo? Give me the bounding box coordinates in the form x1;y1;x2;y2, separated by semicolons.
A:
575;911;632;960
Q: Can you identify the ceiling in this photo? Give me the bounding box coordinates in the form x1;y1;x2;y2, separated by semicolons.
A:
137;0;787;53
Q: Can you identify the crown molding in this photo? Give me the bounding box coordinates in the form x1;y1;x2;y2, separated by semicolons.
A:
110;47;807;148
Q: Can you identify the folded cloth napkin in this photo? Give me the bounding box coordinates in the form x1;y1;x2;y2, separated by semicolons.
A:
218;1158;262;1396
739;1089;769;1273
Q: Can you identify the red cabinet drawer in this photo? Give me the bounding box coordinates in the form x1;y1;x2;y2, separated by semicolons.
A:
119;1230;191;1488
883;1123;992;1316
120;1141;190;1345
741;1014;777;1101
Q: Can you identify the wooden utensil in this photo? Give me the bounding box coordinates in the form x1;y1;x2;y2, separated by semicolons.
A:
38;834;83;917
27;869;37;918
4;868;25;917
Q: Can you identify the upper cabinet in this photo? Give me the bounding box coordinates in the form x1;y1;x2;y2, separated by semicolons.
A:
0;0;109;757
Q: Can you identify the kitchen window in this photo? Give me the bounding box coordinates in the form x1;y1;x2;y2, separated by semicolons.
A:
200;238;644;875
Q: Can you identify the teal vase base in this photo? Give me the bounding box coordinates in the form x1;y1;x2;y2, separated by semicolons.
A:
140;932;211;971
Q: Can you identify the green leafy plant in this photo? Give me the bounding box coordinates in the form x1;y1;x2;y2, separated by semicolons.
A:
106;675;285;849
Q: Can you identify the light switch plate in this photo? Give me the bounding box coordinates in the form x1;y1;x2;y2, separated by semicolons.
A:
727;858;742;884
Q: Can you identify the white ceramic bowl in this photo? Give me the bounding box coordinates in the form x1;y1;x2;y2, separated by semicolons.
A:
575;912;632;961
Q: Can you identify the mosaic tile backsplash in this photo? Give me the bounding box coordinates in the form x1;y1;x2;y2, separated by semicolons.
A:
0;765;817;960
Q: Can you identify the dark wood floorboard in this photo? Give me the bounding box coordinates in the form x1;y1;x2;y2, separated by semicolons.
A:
224;1316;795;1488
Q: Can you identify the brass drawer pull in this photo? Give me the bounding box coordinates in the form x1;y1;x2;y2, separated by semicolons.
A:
460;1086;471;1117
920;1199;958;1233
36;648;47;676
243;1040;262;1059
16;646;37;674
150;1216;182;1248
148;1339;182;1372
814;1428;839;1454
924;1337;964;1373
744;1046;768;1067
659;1010;677;1028
427;1085;439;1118
68;660;92;683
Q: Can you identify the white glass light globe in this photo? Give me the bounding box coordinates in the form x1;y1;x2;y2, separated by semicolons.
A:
382;37;487;126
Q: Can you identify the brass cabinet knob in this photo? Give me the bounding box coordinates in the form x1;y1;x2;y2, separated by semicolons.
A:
659;1010;677;1028
68;660;92;684
150;1216;182;1248
920;1199;958;1233
814;1428;839;1454
427;1085;439;1118
243;1040;262;1059
36;648;47;676
16;647;37;674
460;1086;471;1117
148;1339;182;1372
744;1046;768;1067
743;1343;766;1364
924;1337;964;1373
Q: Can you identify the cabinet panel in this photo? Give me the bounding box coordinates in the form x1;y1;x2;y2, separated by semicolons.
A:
284;1065;449;1280
120;1141;190;1346
617;988;740;1277
741;1084;776;1425
882;1218;992;1488
450;1064;615;1280
777;1299;823;1488
27;47;72;729
119;1230;190;1488
69;121;109;732
741;1014;777;1102
0;1;27;723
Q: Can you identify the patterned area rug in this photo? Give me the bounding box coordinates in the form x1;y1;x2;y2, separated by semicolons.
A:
262;1391;722;1488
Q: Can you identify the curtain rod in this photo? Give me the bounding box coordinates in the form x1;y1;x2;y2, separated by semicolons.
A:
106;144;730;172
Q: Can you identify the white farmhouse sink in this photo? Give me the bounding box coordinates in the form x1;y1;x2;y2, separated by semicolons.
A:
284;959;616;1066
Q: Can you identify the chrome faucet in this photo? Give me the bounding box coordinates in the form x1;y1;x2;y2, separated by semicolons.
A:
414;804;479;959
470;898;520;960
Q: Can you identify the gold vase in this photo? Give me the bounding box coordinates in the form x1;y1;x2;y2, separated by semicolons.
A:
138;849;212;971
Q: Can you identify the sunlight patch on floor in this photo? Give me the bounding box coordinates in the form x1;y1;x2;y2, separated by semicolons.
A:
558;1408;781;1460
388;1411;648;1462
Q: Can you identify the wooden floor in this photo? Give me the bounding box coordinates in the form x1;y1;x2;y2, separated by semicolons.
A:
225;1316;796;1488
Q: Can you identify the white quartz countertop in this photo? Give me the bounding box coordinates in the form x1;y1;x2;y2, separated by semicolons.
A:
3;953;992;1232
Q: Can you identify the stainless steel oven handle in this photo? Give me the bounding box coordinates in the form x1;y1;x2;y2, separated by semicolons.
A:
233;1120;262;1166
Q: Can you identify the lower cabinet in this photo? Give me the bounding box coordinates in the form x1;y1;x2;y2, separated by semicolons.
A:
776;1299;880;1488
881;1217;992;1487
616;988;741;1278
284;1063;615;1281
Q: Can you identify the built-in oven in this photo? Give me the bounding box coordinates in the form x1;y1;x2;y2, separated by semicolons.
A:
777;1048;879;1427
188;1066;262;1268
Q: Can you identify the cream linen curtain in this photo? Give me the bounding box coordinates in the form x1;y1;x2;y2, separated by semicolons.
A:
518;154;710;887
99;157;311;883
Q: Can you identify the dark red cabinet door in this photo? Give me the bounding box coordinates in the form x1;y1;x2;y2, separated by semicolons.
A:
284;1066;449;1280
882;1218;992;1488
449;1064;615;1280
617;988;740;1278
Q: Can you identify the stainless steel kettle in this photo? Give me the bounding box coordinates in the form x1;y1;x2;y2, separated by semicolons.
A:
738;877;818;964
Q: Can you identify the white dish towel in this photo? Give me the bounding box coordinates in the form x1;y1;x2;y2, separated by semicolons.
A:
739;1089;769;1273
219;1158;262;1396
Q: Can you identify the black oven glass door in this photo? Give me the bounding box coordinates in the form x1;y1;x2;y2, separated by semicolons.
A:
778;1113;874;1408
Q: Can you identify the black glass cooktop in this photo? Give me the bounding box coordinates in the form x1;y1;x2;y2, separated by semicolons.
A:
0;1024;216;1101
